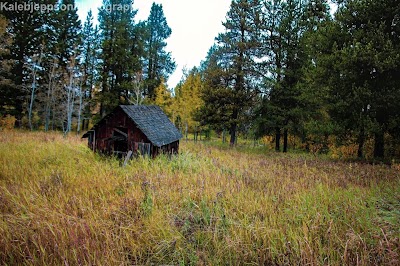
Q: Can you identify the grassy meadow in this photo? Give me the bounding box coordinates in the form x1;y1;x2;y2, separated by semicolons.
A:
0;131;399;265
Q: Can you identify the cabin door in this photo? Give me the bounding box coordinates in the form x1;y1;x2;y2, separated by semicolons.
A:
113;127;128;156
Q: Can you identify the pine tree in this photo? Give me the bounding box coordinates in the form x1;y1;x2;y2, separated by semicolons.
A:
143;3;175;100
255;0;331;152
317;0;400;158
80;10;99;131
98;0;142;116
2;0;58;127
199;0;262;146
55;0;81;70
41;55;61;131
195;46;233;134
0;14;15;116
53;0;82;133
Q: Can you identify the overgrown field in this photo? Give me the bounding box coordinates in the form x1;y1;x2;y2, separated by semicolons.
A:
0;131;399;265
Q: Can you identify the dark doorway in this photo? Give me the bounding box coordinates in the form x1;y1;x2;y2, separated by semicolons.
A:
113;127;128;157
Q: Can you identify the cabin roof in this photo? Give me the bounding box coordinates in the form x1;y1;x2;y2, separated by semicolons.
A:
120;105;182;147
83;105;182;147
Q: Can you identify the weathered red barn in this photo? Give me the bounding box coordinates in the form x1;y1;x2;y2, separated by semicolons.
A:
82;105;182;158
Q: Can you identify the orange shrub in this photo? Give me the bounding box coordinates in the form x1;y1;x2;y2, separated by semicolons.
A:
0;115;16;131
261;135;275;150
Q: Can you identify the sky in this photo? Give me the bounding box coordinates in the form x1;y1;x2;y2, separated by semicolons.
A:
75;0;232;89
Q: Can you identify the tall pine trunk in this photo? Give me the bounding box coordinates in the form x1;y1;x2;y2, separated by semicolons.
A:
283;128;288;153
229;109;239;146
14;45;25;128
374;130;384;158
45;61;56;132
357;128;365;158
275;127;281;152
229;123;237;147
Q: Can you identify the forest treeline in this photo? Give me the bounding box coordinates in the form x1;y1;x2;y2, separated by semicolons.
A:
1;0;400;159
0;0;175;133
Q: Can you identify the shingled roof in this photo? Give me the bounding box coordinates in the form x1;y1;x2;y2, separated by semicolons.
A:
118;105;182;147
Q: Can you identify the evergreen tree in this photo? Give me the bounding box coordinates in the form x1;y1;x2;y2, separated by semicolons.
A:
2;0;58;127
286;0;333;152
52;0;82;133
255;0;331;152
80;10;99;131
199;0;262;146
143;3;176;100
317;0;400;158
0;14;15;116
195;46;233;134
55;0;81;70
98;0;142;116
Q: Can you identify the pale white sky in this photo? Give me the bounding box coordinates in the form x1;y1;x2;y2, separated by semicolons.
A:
75;1;336;89
76;0;232;89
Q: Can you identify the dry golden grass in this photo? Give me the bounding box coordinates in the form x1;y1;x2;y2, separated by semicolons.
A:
0;131;399;265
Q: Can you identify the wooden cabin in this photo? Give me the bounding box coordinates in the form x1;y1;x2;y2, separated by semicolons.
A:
82;105;182;158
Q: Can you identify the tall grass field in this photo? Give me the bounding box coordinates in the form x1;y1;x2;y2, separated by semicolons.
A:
0;131;399;265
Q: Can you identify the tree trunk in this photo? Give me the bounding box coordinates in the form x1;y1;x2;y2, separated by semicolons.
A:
283;128;288;153
81;119;86;132
230;109;239;147
14;46;25;129
373;130;385;158
357;128;365;158
77;82;83;134
229;123;237;147
44;98;51;132
45;64;55;132
28;52;43;131
100;102;105;118
275;127;281;152
28;83;36;130
65;57;76;135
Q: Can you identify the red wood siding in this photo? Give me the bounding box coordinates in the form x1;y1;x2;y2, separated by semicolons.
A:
92;108;151;155
86;107;180;157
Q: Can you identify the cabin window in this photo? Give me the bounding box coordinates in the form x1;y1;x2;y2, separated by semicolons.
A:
133;142;151;157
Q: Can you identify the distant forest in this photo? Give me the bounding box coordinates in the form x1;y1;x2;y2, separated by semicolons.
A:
1;0;399;159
